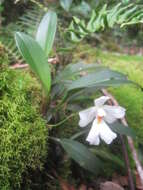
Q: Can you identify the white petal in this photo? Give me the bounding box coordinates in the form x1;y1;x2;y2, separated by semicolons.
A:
103;105;126;122
99;121;117;144
94;96;110;107
104;114;116;124
79;107;96;127
86;119;100;145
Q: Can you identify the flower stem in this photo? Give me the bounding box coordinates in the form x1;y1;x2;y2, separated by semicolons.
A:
48;113;77;127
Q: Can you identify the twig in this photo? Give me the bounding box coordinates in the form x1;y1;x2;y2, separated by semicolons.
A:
101;88;135;190
10;63;28;69
10;57;59;69
101;88;143;188
119;135;135;190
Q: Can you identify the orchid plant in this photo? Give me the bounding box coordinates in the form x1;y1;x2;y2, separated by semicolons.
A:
15;10;135;174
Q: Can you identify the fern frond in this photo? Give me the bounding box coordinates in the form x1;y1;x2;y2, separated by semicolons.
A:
16;6;45;36
29;0;48;11
68;3;143;42
0;26;23;64
0;5;45;64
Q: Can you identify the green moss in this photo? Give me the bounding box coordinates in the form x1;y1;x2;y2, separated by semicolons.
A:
109;87;143;140
0;49;48;189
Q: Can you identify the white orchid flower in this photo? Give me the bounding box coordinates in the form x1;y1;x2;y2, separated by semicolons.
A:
79;96;126;145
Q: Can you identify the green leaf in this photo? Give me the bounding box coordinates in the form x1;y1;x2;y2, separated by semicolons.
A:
121;19;143;27
117;6;137;24
68;3;143;42
91;149;125;168
69;21;82;43
60;0;73;11
54;62;106;84
87;10;97;32
36;11;57;56
107;3;122;28
109;122;135;138
67;69;129;91
71;128;89;140
93;4;107;31
59;138;101;174
15;32;51;94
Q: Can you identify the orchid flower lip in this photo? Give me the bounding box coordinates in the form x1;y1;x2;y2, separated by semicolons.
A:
86;118;117;145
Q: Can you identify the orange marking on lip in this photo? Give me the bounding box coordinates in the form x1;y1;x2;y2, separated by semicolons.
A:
97;116;103;124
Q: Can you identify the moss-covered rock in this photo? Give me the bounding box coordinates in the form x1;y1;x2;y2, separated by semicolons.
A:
0;47;48;189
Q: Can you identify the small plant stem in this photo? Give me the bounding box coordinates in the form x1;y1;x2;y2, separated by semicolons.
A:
70;128;89;140
48;113;77;127
55;92;68;111
101;88;135;190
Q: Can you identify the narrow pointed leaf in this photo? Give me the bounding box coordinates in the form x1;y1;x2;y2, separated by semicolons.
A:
59;138;101;174
15;32;51;93
54;62;107;84
91;149;125;168
107;3;121;27
36;11;57;56
109;122;135;138
67;69;129;91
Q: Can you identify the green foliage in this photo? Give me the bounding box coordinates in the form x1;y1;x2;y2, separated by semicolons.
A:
0;5;45;64
53;62;130;106
0;49;48;189
0;26;23;64
15;32;51;94
91;148;125;169
109;122;135;138
73;44;143;142
17;6;45;36
58;138;101;174
15;11;58;94
69;3;143;42
36;11;57;56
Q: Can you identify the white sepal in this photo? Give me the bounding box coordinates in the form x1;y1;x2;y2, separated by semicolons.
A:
79;107;96;127
103;105;126;123
94;96;110;107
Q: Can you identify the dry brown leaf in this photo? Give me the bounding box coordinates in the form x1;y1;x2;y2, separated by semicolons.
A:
112;173;128;186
